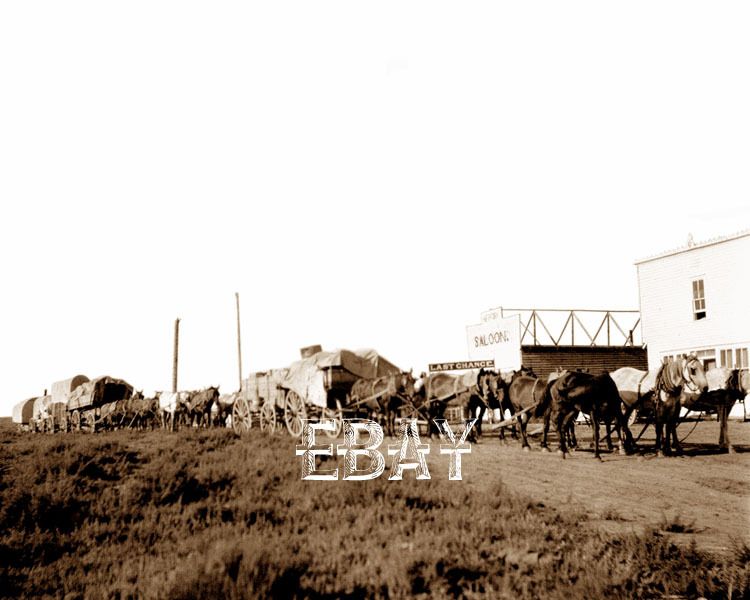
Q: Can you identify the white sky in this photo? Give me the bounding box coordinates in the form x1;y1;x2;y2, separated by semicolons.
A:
1;1;748;415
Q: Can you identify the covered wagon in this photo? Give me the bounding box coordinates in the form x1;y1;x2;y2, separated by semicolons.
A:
31;394;59;433
232;348;404;436
12;397;36;431
67;375;133;431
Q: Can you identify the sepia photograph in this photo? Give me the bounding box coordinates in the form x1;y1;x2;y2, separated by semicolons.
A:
1;1;749;598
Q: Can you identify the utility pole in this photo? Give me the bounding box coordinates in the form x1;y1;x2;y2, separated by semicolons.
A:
172;318;180;392
235;292;243;391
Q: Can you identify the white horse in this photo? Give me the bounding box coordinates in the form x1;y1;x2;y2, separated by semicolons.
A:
611;354;708;456
158;391;191;431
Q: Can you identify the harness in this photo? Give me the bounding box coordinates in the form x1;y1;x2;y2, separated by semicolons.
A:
654;357;701;400
486;377;545;431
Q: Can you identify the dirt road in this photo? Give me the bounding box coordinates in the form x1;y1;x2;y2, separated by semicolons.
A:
427;420;750;555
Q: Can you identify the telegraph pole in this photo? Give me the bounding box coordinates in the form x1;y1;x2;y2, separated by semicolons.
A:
235;293;243;390
172;318;180;392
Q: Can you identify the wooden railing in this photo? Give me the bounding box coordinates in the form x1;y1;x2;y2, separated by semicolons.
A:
482;308;643;347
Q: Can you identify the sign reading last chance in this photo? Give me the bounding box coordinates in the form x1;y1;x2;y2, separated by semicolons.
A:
428;360;495;372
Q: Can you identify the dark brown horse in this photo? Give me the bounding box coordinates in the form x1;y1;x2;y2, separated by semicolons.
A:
546;371;633;459
685;367;749;453
468;369;520;442
130;394;160;430
186;386;220;428
506;369;552;451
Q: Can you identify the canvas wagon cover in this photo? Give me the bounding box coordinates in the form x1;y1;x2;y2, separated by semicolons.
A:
67;376;133;411
32;395;52;420
12;398;36;424
51;375;89;405
280;349;401;408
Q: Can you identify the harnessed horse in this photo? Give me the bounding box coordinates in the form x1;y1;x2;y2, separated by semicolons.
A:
506;371;552;451
686;367;749;453
186;386;220;428
158;391;191;432
409;370;481;439
469;370;522;442
349;371;415;437
546;371;634;459
652;355;709;456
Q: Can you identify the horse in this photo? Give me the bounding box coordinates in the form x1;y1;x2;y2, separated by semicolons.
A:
506;369;553;451
213;392;238;428
468;369;498;438
468;369;520;442
186;386;220;428
650;354;709;456
682;367;749;453
410;370;479;439
158;391;191;431
546;370;633;459
130;393;160;430
537;370;582;451
609;366;657;430
349;371;414;437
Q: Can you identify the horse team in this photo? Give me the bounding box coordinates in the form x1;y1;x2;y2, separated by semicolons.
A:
364;355;748;458
87;386;222;432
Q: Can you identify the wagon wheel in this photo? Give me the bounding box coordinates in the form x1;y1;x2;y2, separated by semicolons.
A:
71;410;81;431
232;397;252;434
260;402;277;434
284;390;307;437
322;399;343;439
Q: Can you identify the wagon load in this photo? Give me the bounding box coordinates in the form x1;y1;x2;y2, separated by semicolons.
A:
52;375;89;405
67;375;134;432
233;348;403;437
282;349;401;409
280;348;403;436
12;398;36;430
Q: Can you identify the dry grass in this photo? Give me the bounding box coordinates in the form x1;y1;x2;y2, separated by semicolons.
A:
0;428;748;599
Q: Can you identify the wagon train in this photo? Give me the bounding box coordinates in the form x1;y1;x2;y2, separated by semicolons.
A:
11;374;134;433
9;354;748;456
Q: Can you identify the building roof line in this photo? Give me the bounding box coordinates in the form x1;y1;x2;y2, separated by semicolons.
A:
634;228;750;265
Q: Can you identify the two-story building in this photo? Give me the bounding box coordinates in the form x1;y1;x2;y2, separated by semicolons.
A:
635;229;749;417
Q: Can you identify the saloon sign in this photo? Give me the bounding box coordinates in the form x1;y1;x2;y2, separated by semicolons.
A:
466;314;521;371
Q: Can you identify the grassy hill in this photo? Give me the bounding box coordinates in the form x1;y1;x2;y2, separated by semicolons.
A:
0;428;747;599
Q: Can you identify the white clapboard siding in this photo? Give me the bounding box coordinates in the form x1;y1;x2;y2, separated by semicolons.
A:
636;231;750;370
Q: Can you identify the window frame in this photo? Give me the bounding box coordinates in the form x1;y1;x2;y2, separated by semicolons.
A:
692;278;706;320
736;348;749;369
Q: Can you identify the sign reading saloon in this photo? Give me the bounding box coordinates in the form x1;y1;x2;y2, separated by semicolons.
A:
466;315;521;371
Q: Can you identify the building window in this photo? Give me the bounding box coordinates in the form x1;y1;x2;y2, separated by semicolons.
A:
720;349;734;368
695;349;716;370
736;348;749;369
692;279;706;320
